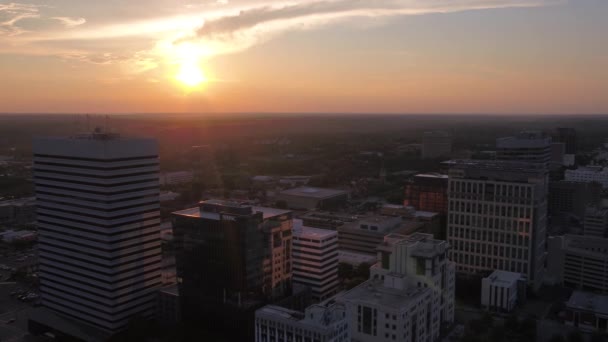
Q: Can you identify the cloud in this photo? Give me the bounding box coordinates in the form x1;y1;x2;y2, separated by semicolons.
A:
52;16;86;28
178;0;561;55
0;2;41;36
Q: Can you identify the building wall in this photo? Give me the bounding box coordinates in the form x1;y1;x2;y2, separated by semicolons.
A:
33;135;162;333
446;170;547;290
292;230;339;301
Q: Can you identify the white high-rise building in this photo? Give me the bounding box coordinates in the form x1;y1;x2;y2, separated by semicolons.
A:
445;159;548;290
32;131;162;336
292;220;339;302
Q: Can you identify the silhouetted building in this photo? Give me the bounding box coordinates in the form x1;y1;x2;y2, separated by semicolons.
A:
422;131;452;159
496;131;552;166
445;160;548;290
172;200;293;339
554;128;577;155
564;291;608;333
30;132;161;340
404;173;448;215
548;181;601;219
277;187;348;211
300;211;358;230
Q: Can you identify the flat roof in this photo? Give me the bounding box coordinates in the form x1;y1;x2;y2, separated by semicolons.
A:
173;205;291;220
415;173;449;179
160;284;179;296
484;270;522;286
293;219;337;239
567;291;608;315
339;278;429;310
338;250;378;265
256;305;305;321
0;196;35;206
280;187;348;199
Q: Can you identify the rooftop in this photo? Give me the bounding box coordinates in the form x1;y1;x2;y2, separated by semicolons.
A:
415;173;449;179
338;250;378;265
338;278;429;310
567;291;608;315
280;187;348;199
293;219;337;239
160;284;179;296
0;196;35;207
484;270;522;286
173;200;291;220
256;305;305;321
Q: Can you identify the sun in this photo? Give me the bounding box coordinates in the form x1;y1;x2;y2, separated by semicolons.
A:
170;42;209;89
176;60;206;87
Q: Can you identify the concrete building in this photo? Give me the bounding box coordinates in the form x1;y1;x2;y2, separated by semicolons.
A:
300;211;358;230
338;250;378;267
30;132;162;338
0;196;36;225
404;173;449;215
547;235;608;293
373;233;455;333
548;181;601;219
277;187;348;211
564;291;608;333
422;131;452;159
565;166;608;189
157;284;180;327
337;215;424;255
160;170;194;186
444;160;548;290
584;207;608;237
172;200;293;339
254;302;349;342
481;270;524;313
496;131;552;166
292;220;339;302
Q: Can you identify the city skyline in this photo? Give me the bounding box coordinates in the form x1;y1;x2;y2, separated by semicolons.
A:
0;0;607;114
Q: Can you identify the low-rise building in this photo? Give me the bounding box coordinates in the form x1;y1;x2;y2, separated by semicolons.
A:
564;291;608;333
160;171;194;185
547;235;608;292
338;250;378;267
300;211;358;230
565;166;608;189
0;196;36;224
584;207;608;237
292;220;339;302
254;302;349;342
337;216;424;255
481;270;524;313
277;187;348;211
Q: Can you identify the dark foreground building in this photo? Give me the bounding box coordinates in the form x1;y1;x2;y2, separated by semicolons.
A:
172;200;293;340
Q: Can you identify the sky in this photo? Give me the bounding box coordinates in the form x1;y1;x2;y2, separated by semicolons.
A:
0;0;607;114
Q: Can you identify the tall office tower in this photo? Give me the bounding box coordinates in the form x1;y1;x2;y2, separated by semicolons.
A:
31;132;161;339
373;233;455;338
583;207;608;237
444;160;548;290
554;128;577;154
172;200;293;339
421;131;452;159
292;220;339;302
496;131;552;165
404;173;449;215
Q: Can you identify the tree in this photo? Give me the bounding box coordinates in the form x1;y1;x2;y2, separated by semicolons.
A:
504;314;519;332
567;331;584;342
338;263;354;279
519;317;537;340
548;334;566;342
356;262;371;279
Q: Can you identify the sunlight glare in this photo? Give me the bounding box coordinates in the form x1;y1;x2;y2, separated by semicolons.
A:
171;42;209;89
